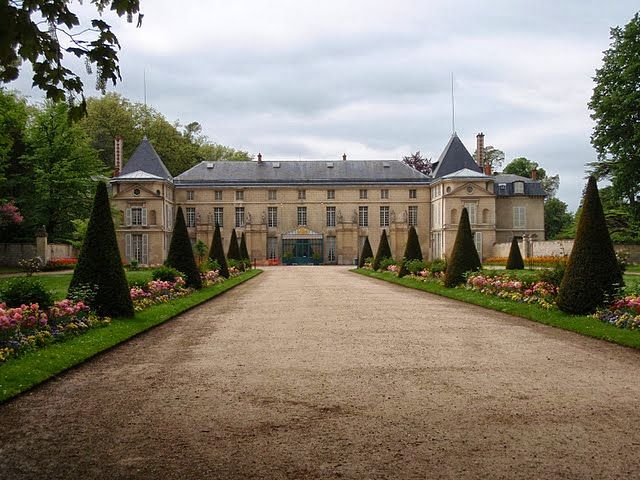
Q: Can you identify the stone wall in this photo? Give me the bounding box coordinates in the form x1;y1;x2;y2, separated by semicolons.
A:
490;240;640;263
0;243;77;266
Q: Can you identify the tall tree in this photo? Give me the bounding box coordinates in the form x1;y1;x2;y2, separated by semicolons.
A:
503;157;559;198
402;151;432;175
21;101;106;240
544;198;574;240
557;177;623;314
165;207;202;289
589;12;640;221
0;1;143;120
208;223;229;278
69;182;134;317
473;145;505;170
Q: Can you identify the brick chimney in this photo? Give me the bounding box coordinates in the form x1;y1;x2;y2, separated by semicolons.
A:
114;136;123;176
531;169;538;180
476;132;485;168
342;153;347;161
257;152;262;163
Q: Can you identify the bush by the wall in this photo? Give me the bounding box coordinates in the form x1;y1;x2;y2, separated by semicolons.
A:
506;237;525;270
444;208;481;287
0;277;53;310
165;207;203;289
372;230;392;270
208;223;230;278
151;265;184;282
69;182;134;317
557;176;623;314
358;237;373;268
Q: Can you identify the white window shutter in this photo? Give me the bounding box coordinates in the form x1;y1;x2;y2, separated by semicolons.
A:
522;207;526;227
125;208;132;226
142;208;148;226
142;234;149;264
125;234;132;260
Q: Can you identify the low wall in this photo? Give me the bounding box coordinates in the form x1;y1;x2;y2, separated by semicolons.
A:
0;243;77;266
491;240;640;263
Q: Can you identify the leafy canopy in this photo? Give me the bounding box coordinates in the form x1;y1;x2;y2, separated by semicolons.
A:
402;151;432;175
0;1;143;120
503;157;559;198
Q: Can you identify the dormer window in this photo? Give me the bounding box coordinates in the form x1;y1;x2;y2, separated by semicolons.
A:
514;181;525;194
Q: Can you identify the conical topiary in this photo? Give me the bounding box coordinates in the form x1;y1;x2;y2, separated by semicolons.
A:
69;182;134;317
165;207;202;289
398;227;423;277
208;223;230;278
506;236;524;270
239;233;250;267
372;230;392;270
227;228;241;260
557;176;623;314
443;208;481;287
358;236;373;268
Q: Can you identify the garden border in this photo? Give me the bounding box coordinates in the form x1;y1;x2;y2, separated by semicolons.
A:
0;269;262;403
353;269;640;351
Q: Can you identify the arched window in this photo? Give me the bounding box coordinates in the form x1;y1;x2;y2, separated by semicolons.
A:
450;208;458;225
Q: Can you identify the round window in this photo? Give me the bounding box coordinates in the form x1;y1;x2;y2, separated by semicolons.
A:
133;188;140;196
466;185;473;193
446;186;452;193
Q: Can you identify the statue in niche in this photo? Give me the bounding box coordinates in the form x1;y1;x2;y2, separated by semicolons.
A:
352;210;357;223
246;212;252;224
400;210;407;223
196;212;201;224
261;210;266;224
337;210;343;224
390;210;396;223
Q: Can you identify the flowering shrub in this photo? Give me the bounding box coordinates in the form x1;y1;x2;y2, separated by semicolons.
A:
0;201;23;226
596;296;640;330
386;263;399;273
0;299;109;362
130;276;191;311
202;270;224;286
465;272;558;309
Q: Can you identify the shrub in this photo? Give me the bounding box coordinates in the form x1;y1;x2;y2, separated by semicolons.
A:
379;258;397;271
69;182;134;317
239;233;250;263
18;257;43;276
537;261;566;288
506;237;525;270
372;230;392;270
398;227;423;277
152;265;183;282
429;259;447;274
227;229;241;262
127;259;139;271
557;177;623;314
200;258;221;273
358;237;373;268
165;207;203;289
0;277;53;310
67;283;98;305
208;223;229;278
405;259;427;275
444;208;481;287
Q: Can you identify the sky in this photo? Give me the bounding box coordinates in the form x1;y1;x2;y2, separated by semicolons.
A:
8;1;639;211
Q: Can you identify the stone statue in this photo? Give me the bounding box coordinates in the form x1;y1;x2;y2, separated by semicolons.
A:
352;210;357;223
261;210;266;224
246;212;252;224
400;210;407;223
337;210;343;223
390;210;396;223
196;212;201;224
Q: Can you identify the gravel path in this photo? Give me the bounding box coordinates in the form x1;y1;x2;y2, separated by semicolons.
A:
2;266;640;479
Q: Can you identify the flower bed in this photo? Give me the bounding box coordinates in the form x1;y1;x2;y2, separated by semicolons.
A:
596;296;640;330
0;300;109;362
465;272;558;309
484;256;566;266
43;258;78;271
130;277;191;311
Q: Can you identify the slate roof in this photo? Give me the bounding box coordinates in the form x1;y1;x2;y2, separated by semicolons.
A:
494;174;546;197
119;138;172;181
174;160;431;186
440;168;491;179
431;134;482;178
116;170;164;180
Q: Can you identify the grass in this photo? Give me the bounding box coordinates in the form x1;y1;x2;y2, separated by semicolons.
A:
627;265;640;273
0;270;153;300
353;269;640;351
0;269;262;403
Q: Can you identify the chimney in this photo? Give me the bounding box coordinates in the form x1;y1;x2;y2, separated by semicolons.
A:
476;132;485;167
114;136;123;176
531;169;538;180
257;152;262;163
342;153;347;161
484;163;491;176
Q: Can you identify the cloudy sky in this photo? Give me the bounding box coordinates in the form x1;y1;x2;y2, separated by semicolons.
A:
9;1;639;210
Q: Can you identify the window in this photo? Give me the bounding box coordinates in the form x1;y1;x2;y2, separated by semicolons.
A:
133;188;140;196
267;237;277;260
166;205;173;229
380;189;389;199
380;206;389;227
359;189;368;199
125;233;148;264
214;190;223;201
409;189;417;199
214;207;223;227
297;206;307;226
235;190;244;201
514;182;525;194
298;189;306;200
327;237;336;263
474;232;483;259
327;189;335;200
268;189;277;201
513;206;526;228
268;207;278;228
464;203;477;224
129;207;147;226
186;207;196;227
187;190;195;200
408;206;418;226
326;206;336;227
235;207;245;227
358;206;368;227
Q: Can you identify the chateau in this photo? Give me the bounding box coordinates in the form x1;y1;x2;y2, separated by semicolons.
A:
110;133;545;265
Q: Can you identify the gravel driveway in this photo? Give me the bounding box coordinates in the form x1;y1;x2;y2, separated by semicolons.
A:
2;266;640;479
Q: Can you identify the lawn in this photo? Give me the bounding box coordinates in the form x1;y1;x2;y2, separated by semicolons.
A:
627;264;640;273
354;269;640;351
0;269;262;403
0;270;153;300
